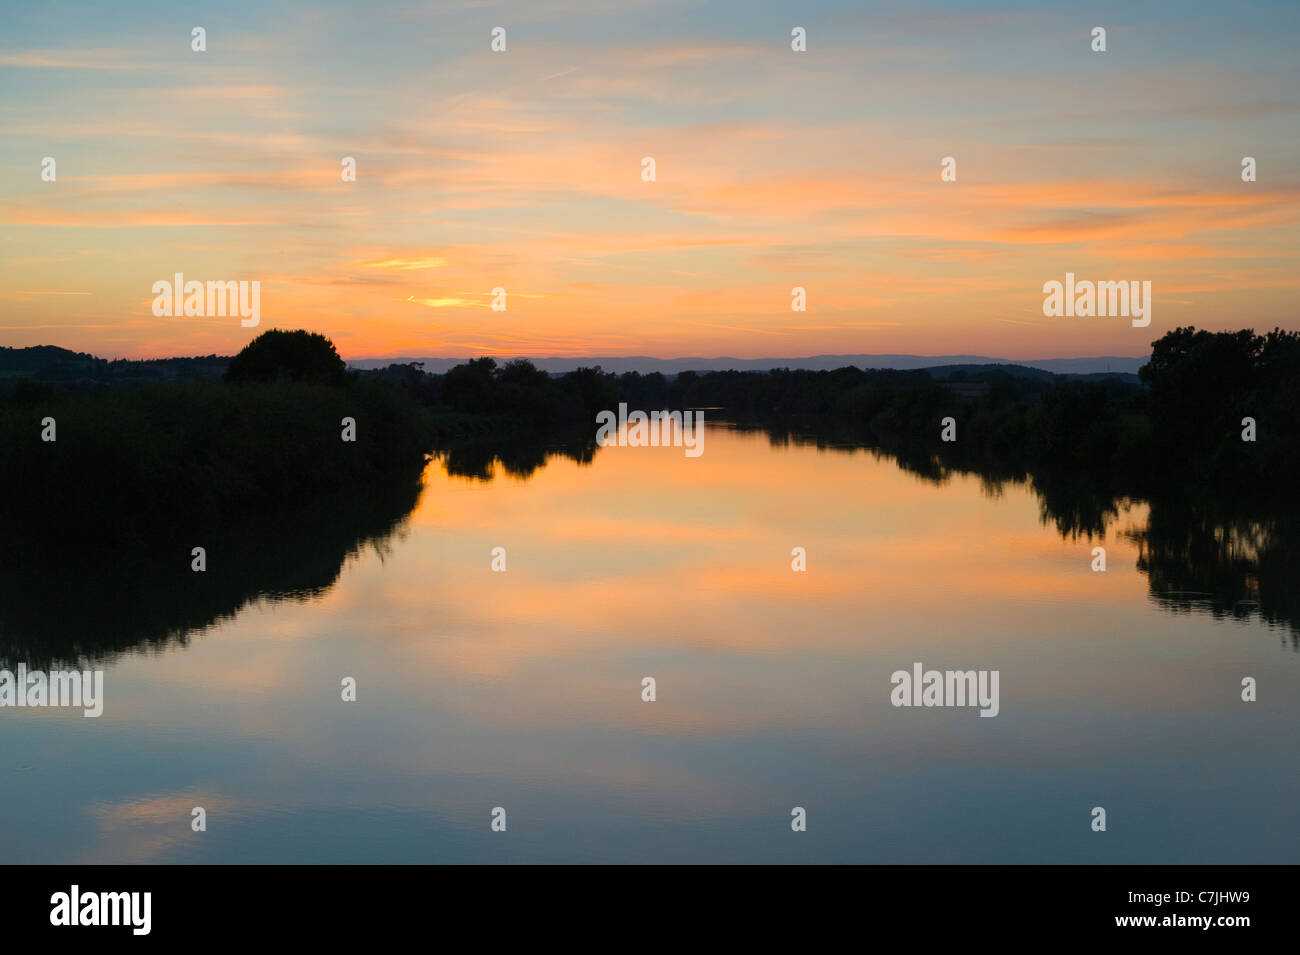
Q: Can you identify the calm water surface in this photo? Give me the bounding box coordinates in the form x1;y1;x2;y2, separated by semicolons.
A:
3;424;1297;863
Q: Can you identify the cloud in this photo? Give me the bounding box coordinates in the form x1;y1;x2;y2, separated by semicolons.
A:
0;49;151;70
406;295;487;308
362;256;448;271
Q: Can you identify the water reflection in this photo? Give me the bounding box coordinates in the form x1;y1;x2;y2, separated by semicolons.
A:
2;421;1296;671
1132;506;1300;638
3;422;1298;864
438;430;596;481
0;476;423;667
741;420;1300;645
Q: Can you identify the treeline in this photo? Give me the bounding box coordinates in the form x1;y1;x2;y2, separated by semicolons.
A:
359;326;1298;495
6;326;1296;545
0;331;430;548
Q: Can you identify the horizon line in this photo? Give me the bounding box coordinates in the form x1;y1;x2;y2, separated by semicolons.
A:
6;342;1154;365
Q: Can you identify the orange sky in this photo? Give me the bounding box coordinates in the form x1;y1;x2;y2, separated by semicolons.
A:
2;1;1297;360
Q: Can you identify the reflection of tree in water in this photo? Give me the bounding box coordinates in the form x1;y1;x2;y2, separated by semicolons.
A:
0;431;592;667
1028;472;1127;542
7;419;1295;666
749;417;1300;643
0;475;423;668
1127;504;1300;646
436;432;596;481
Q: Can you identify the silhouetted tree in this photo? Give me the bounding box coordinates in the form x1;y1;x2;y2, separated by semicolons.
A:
439;356;498;413
224;329;348;385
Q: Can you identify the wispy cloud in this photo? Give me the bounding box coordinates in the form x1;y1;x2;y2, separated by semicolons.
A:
0;48;151;70
2;0;1296;358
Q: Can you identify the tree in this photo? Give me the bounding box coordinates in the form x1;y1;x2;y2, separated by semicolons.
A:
439;357;498;413
223;330;348;385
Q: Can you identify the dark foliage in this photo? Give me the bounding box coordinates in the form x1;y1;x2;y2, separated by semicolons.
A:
223;329;348;386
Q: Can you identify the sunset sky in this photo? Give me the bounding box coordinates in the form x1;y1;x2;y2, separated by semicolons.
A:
1;0;1297;360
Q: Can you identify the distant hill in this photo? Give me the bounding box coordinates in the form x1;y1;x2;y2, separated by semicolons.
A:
2;345;1146;386
345;353;1149;377
0;345;228;384
915;363;1141;384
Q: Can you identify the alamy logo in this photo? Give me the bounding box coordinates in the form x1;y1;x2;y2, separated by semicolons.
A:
1042;272;1150;327
890;662;999;717
595;404;704;457
50;886;151;935
151;273;260;327
0;664;104;717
